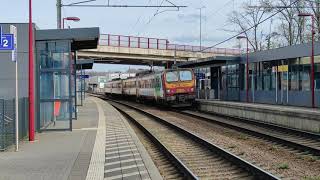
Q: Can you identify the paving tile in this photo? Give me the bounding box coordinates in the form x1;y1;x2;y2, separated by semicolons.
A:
122;174;142;180
121;166;140;175
104;169;123;178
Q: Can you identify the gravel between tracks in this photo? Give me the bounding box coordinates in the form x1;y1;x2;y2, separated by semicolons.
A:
126;102;320;180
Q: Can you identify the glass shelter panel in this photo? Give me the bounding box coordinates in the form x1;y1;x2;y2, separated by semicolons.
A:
37;40;73;131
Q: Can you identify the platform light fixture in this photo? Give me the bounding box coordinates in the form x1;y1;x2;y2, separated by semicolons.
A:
62;17;80;29
298;12;315;108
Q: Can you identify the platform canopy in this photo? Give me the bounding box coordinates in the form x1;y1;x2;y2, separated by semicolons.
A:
36;27;100;51
75;59;94;70
174;56;240;68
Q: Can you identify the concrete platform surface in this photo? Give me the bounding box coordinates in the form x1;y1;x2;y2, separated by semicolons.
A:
197;99;320;133
0;96;162;180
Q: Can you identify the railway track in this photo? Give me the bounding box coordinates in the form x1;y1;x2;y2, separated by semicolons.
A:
107;99;279;180
128;122;189;180
179;110;320;157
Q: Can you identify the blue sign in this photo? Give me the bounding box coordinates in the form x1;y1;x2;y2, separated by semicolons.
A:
0;34;14;50
79;75;89;79
195;73;205;80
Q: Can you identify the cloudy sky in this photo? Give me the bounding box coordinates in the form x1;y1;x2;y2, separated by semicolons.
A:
1;0;253;71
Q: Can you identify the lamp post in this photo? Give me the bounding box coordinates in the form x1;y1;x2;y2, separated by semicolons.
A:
298;13;315;108
197;6;205;50
237;35;249;103
62;17;80;29
29;0;35;141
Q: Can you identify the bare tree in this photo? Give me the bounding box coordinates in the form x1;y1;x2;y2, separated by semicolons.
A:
304;0;320;40
261;0;308;45
228;1;272;51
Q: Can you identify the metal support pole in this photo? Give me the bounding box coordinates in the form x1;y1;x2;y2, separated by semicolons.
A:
200;8;202;50
157;39;159;49
29;0;35;141
174;50;177;65
311;16;315;108
57;0;62;29
15;52;18;151
108;34;110;46
252;63;255;103
62;18;65;29
246;39;249;103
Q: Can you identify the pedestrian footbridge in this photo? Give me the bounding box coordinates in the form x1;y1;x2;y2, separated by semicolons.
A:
77;34;240;66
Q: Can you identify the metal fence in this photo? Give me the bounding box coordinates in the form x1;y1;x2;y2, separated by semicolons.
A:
0;99;15;151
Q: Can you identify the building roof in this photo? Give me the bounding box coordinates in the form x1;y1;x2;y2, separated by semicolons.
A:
242;41;320;63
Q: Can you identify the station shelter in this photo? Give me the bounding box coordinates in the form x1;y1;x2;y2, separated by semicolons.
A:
176;42;320;108
0;23;99;148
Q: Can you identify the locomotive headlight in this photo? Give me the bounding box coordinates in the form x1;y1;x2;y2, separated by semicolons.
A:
166;89;171;93
191;88;194;92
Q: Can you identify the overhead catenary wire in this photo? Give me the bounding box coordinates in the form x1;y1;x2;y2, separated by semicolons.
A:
129;0;153;34
200;0;301;51
137;0;166;36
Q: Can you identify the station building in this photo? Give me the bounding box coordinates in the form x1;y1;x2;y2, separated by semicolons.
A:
0;23;98;149
177;42;320;108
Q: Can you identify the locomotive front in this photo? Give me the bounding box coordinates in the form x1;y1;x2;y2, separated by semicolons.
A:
163;69;196;106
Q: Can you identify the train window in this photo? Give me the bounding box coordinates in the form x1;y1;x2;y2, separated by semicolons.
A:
180;70;193;81
166;71;179;82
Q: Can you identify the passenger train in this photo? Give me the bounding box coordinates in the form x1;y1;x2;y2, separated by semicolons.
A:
104;68;196;107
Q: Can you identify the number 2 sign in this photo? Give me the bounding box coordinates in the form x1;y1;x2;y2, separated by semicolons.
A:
0;34;14;50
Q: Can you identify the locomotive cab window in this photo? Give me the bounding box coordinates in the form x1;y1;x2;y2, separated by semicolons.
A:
180;70;193;81
166;71;179;82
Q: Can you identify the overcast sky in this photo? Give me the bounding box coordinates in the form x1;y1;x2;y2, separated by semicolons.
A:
1;0;252;71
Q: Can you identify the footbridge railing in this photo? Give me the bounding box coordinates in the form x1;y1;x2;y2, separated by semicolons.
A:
99;34;240;56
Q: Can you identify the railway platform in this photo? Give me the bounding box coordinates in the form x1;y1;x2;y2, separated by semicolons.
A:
0;97;161;180
197;99;320;133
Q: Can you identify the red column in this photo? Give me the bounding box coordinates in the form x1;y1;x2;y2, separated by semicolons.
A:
128;36;131;48
246;39;249;103
311;16;315;108
29;0;35;141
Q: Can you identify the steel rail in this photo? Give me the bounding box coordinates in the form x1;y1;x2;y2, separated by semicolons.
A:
181;110;320;156
109;101;199;180
105;98;280;180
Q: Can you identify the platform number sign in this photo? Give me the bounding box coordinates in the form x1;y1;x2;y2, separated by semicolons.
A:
0;34;14;51
0;26;15;51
